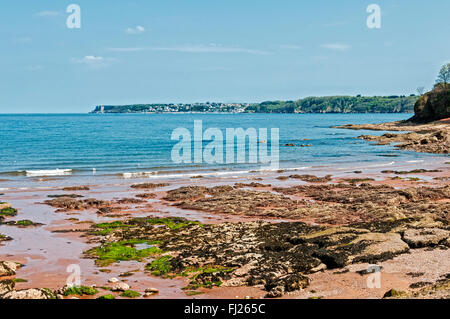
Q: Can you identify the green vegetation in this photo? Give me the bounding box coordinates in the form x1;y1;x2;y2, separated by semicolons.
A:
120;290;141;298
92;217;201;236
97;294;115;299
0;207;17;217
146;256;173;276
183;266;234;290
185;280;223;290
15;220;36;227
246;95;417;113
93;221;131;235
141;217;203;230
0;234;11;241
185;291;205;296
12;278;28;283
63;285;99;296
87;239;162;267
436;63;450;86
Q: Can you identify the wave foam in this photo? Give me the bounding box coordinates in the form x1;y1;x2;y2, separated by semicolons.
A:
25;169;73;177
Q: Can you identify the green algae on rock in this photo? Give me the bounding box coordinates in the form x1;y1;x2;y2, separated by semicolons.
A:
85;239;162;267
62;285;99;296
84;214;448;297
0;207;17;217
120;290;141;298
1;220;43;228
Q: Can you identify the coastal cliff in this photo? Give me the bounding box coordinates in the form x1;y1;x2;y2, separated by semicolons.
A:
411;85;450;122
91;95;418;114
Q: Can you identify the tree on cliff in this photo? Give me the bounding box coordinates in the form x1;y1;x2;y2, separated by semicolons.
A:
436;63;450;86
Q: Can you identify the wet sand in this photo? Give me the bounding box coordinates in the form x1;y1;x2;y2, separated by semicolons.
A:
0;157;449;299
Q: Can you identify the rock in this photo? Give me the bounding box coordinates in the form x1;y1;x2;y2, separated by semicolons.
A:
264;274;309;298
351;232;410;263
445;237;450;247
383;289;407;298
144;287;159;294
0;279;14;295
265;285;285;298
403;228;449;248
0;203;11;210
0;261;22;277
144;288;159;297
111;282;129;292
0;288;56;299
108;277;119;283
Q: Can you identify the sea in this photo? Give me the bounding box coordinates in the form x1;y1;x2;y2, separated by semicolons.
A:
0;113;446;189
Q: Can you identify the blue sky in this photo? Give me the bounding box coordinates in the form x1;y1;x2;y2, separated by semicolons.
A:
0;0;449;113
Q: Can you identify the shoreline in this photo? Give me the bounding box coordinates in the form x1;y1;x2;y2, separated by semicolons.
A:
1;118;449;299
1;154;449;299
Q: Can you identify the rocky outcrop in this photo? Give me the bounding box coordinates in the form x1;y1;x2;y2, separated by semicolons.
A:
0;280;14;295
336;120;449;154
1;288;57;299
403;228;450;248
411;86;450;122
0;261;22;277
86;215;449;298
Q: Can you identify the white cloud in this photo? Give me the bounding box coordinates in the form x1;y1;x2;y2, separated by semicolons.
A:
321;43;351;51
108;44;270;55
70;56;114;68
125;26;146;35
279;44;303;50
35;10;61;17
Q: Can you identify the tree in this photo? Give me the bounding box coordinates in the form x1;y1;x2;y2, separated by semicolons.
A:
416;86;426;96
436;63;450;85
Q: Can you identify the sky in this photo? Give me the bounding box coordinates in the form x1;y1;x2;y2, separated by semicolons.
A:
0;0;449;113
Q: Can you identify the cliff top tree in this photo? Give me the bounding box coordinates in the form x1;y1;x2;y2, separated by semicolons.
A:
436;63;450;87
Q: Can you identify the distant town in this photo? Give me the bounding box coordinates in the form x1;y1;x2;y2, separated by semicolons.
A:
91;95;418;114
92;102;249;114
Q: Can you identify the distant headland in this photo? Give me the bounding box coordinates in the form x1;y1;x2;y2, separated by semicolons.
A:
90;95;418;114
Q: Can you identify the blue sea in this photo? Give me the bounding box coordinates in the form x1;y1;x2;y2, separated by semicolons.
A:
0;113;445;186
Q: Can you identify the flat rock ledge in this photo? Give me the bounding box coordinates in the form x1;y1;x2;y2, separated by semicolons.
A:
86;215;449;298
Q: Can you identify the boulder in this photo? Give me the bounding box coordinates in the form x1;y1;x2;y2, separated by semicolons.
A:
111;282;129;292
0;203;11;210
350;232;410;263
403;228;449;248
0;279;14;295
0;261;22;277
0;288;56;299
144;287;159;297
